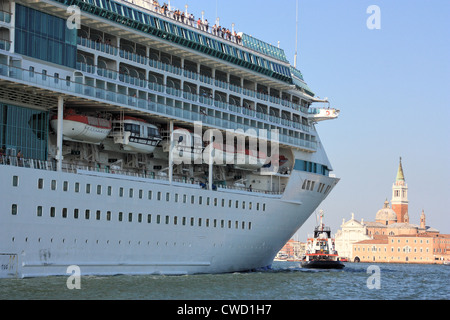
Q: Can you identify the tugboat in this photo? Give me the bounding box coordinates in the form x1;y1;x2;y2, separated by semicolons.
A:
301;210;345;269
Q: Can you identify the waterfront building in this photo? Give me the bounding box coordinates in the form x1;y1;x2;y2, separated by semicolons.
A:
335;158;448;264
334;213;371;261
353;233;450;264
275;239;305;261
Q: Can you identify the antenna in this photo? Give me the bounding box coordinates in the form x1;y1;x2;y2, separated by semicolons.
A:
294;0;299;68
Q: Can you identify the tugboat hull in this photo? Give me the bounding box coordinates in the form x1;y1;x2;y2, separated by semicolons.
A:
301;260;345;269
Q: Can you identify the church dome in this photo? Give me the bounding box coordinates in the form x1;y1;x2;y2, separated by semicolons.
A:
375;200;397;223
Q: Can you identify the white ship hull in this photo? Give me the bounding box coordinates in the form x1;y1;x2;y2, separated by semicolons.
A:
0;0;340;278
0;163;337;278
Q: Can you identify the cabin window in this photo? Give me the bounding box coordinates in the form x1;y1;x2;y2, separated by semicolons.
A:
37;206;42;217
97;210;101;220
50;207;55;217
85;209;90;220
107;211;111;221
11;204;17;215
63;181;68;191
97;185;102;195
74;209;79;219
51;180;57;190
148;127;159;138
38;178;44;189
62;208;67;218
12;176;19;187
125;123;140;135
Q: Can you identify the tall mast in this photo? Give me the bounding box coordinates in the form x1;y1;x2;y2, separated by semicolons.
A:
294;0;299;68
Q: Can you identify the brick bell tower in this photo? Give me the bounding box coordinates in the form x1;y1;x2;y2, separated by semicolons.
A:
391;157;409;223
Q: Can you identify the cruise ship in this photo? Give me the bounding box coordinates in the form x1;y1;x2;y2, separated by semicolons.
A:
0;0;340;278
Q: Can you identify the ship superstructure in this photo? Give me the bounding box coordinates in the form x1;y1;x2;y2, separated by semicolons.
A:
0;0;339;277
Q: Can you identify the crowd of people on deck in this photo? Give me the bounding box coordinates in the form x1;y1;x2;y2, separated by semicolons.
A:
149;1;243;45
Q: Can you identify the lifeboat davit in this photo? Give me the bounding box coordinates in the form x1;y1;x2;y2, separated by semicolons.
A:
160;128;204;164
50;109;112;144
202;143;235;165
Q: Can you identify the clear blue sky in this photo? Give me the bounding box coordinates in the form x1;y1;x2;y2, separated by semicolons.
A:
168;0;450;238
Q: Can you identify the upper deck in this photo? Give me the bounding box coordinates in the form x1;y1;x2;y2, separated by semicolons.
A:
0;0;337;152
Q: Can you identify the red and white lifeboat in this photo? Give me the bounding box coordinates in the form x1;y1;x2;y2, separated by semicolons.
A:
50;109;112;144
202;143;236;166
234;148;267;171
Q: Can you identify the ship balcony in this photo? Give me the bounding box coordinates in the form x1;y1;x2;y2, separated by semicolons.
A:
0;38;10;51
77;33;311;116
0;10;11;24
77;36;118;56
0;62;317;151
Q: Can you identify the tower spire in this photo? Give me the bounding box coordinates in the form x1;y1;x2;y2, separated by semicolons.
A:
392;157;408;223
396;157;405;181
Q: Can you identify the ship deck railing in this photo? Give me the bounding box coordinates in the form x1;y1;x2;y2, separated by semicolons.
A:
120;0;244;46
0;10;11;24
0;62;317;151
77;35;310;115
0;155;283;196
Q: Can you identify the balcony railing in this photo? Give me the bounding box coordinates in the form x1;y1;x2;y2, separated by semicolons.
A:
77;35;310;115
0;39;11;51
0;62;316;150
0;155;283;195
0;10;11;23
77;36;118;56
